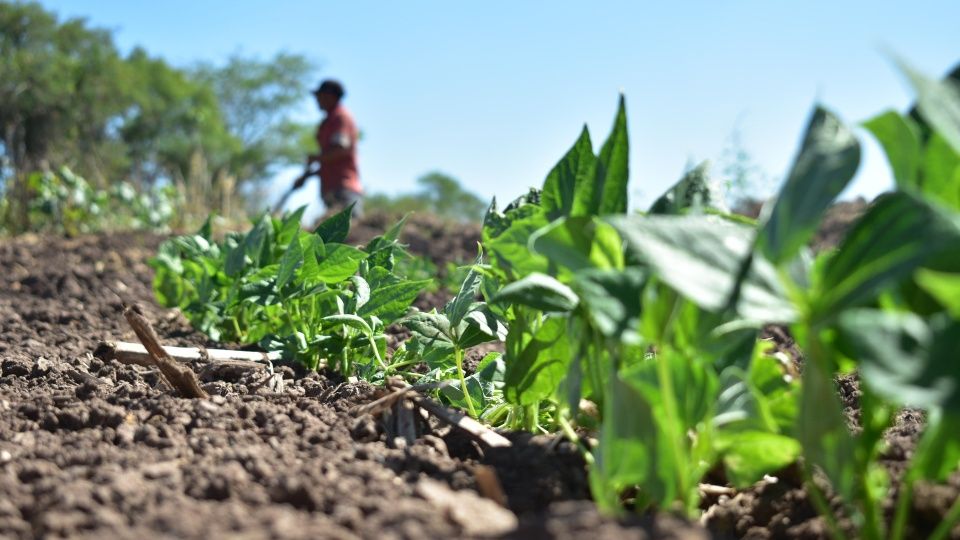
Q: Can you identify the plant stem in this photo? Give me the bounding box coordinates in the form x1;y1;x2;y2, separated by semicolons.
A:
654;352;693;516
367;334;387;370
929;493;960;540
890;480;913;540
454;345;478;418
523;403;539;432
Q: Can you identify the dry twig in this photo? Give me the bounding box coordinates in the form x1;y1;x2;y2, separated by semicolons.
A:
122;305;208;399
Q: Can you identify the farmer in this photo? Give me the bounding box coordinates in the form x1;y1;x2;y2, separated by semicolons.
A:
292;79;364;217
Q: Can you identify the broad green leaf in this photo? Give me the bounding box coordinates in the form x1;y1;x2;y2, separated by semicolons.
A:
277;206;307;246
224;241;246;278
542;126;596;220
298;234;325;282
649;161;720;215
816;191;960;317
836;310;960;412
609;214;796;323
531;216;625;274
446;252;484;327
717;432;801;488
895;56;960;154
758;106;861;264
322;314;373;335
276;233;304;288
243;215;273;267
494;272;580;312
575;94;629;216
349;276;371;310
458;305;508;347
573;267;645;342
504;316;571;406
484;207;550;279
313;203;354;243
863;110;921;190
358;279;430;322
921;133;960;210
310;243;367;284
915;268;960;317
399;313;453;349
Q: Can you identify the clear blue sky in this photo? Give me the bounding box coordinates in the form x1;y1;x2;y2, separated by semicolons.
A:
38;1;960;216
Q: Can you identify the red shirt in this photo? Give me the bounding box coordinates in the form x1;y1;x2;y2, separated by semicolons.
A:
316;104;362;194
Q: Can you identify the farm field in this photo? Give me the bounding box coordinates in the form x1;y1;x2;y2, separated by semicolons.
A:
0;204;955;539
2;9;959;535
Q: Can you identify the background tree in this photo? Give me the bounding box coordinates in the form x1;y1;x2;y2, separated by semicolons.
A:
365;171;487;222
0;1;321;229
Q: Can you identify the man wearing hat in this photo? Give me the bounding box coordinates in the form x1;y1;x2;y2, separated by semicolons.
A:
292;79;363;216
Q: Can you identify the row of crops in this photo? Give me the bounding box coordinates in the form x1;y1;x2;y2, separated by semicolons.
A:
151;59;960;539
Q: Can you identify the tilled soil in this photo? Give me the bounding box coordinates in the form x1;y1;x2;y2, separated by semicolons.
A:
0;231;705;539
1;209;956;539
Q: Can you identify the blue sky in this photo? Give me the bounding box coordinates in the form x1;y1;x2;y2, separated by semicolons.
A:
39;1;960;216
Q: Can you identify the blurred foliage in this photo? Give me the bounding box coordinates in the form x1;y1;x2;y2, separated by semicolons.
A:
365;171;487;223
0;166;180;235
0;1;316;233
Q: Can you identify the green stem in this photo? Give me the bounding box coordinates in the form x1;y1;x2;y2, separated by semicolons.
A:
859;469;883;540
930;493;960;540
454;346;478;418
367;333;387;370
890;480;913;540
523;403;539;432
654;351;693;515
557;413;594;465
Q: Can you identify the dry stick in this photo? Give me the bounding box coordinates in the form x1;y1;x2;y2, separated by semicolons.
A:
97;340;274;370
122;305;208;399
410;394;512;448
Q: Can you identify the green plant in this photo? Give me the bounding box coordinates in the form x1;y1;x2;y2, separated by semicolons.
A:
399;251;507;418
151;205;429;378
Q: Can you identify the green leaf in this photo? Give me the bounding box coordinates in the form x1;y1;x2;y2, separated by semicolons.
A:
921;133;960;210
446;252;485;327
895;56;960;154
862;110;921;190
836;310;960;412
542;126;596;219
310;243;366;284
609;214;796;323
757;106;861;264
483;207;550;279
915;268;960;317
573;267;646;342
816;191;960;316
576;94;629;216
349;276;371;310
322;314;373;336
277;206;307;246
649;161;719;215
458;305;508;347
358;279;430;322
717;432;801;488
400;311;453;345
313;203;354;243
531;216;624;274
276;232;304;288
504;316;571;406
494;272;580;312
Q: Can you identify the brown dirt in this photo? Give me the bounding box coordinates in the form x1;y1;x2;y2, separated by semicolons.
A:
3;203;956;539
0;231;706;538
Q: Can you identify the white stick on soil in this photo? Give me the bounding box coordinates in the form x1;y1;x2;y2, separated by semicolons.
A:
97;341;277;369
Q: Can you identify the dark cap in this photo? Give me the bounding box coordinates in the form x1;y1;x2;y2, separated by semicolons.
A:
313;79;345;99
